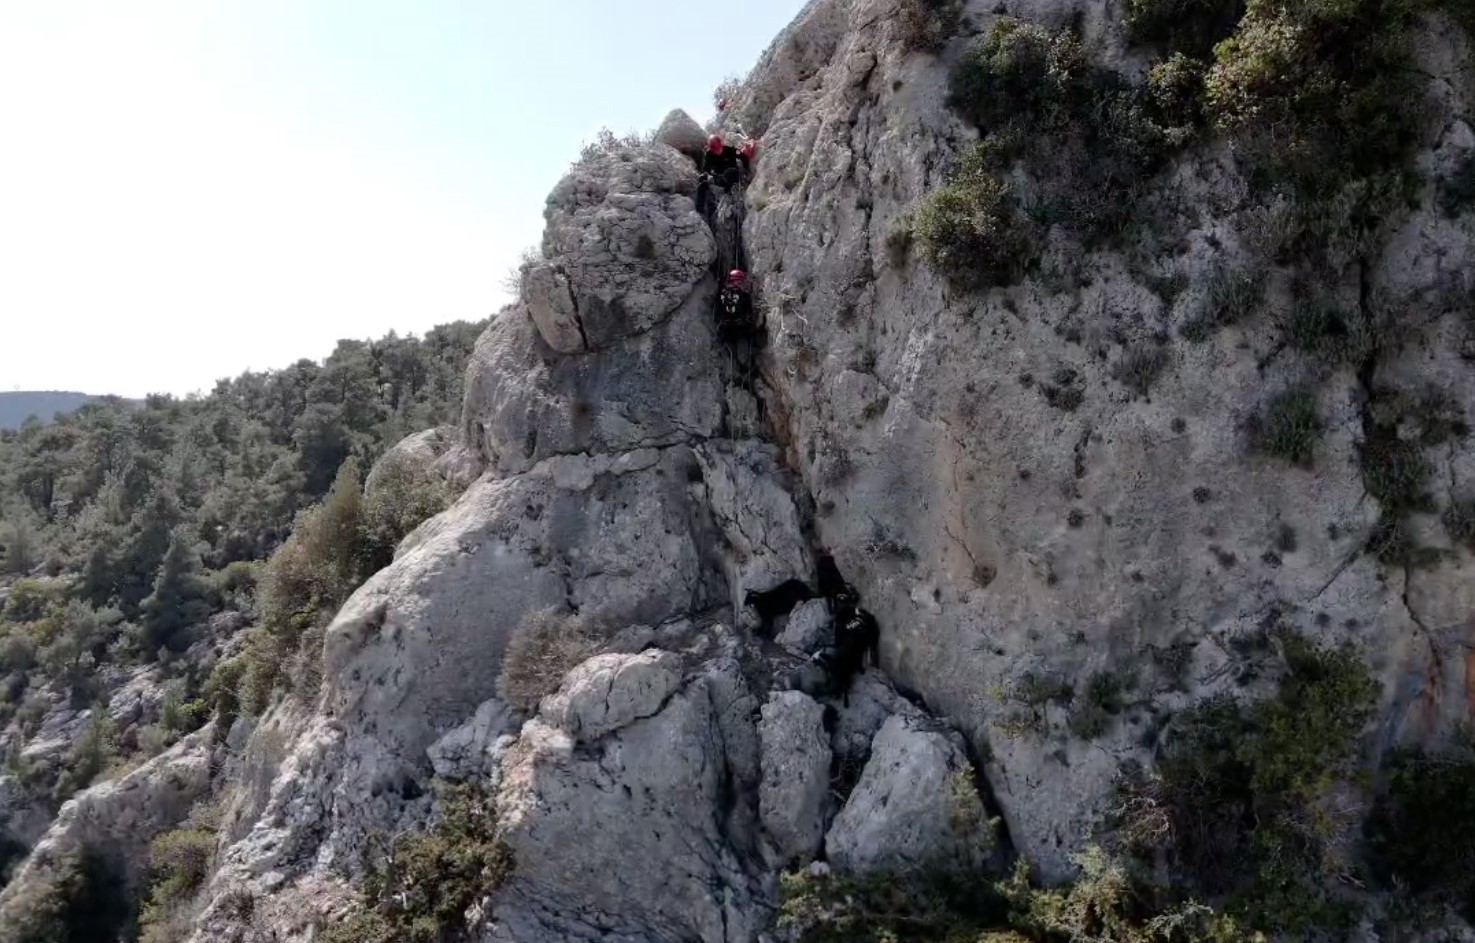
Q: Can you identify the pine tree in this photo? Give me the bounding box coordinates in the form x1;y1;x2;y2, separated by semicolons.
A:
139;529;213;655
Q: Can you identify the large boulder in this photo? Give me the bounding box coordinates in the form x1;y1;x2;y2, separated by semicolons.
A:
490;651;767;943
522;144;715;352
656;108;710;159
777;599;832;655
540;651;685;742
758;691;832;864
825;715;992;875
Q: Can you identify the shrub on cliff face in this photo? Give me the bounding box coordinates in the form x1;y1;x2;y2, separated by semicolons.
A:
915;151;1040;289
1366;745;1475;918
947;20;1178;247
1249;389;1322;467
318;784;513;943
2;848;131;943
898;0;963;50
1125;0;1243;56
137;827;217;943
1205;0;1426;205
496;608;607;712
1119;633;1379;933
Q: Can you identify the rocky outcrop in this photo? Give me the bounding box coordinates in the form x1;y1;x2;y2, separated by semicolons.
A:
426;697;516;782
142;0;1475;937
521;145;715;353
825;715;992;875
491;640;768;943
0;730;214;914
758;691;831;864
720;0;1475;880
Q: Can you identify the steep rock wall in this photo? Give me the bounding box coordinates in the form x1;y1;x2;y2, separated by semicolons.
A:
727;0;1475;878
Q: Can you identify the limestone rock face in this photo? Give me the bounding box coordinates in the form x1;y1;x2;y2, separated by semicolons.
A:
460;292;725;478
522;143;715;352
727;0;1475;881
695;440;814;606
825;716;991;875
539;650;685;741
758;690;832;864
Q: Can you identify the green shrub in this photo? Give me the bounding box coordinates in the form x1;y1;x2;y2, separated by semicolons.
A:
915;151;1039;289
947;20;1180;245
1068;672;1131;740
2;580;60;624
1182;269;1264;342
1120;633;1379;932
1125;0;1243;56
1284;301;1373;364
1250;389;1322;467
1147;54;1208;137
138;827;217;943
1444;497;1475;551
1359;427;1432;515
0;847;131;943
53;711;118;804
886;215;915;267
777;848;1258;943
496;609;606;713
359;453;451;575
1366;745;1475;917
1205;0;1425;201
318;784;513;943
1114;346;1171;397
202;653;247;734
897;0;963;51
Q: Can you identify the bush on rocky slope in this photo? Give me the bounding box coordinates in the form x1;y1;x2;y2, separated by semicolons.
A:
914;148;1039;289
495;608;609;712
897;0;963;51
1;847;131;943
136;826;217;943
1118;632;1378;933
317;784;513;943
1366;744;1475;920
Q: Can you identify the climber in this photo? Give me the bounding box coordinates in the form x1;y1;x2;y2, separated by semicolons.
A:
716;269;760;344
815;553;859;620
695;133;751;217
813;607;881;705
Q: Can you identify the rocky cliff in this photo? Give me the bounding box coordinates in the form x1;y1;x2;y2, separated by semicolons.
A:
6;0;1475;940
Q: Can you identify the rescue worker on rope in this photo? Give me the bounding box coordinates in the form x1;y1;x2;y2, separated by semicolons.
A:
716;269;759;344
696;133;753;218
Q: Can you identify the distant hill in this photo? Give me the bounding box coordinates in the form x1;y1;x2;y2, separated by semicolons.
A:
0;391;121;430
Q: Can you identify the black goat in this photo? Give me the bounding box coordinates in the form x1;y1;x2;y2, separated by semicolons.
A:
743;578;815;634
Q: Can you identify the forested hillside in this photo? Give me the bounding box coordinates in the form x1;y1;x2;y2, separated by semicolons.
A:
0;320;486;888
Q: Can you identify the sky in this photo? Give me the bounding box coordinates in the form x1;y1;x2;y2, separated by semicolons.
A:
0;0;806;398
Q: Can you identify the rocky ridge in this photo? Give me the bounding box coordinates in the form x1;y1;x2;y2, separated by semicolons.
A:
3;0;1475;939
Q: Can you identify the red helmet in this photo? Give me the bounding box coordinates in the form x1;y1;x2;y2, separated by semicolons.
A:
726;269;747;287
707;133;724;153
739;140;758;159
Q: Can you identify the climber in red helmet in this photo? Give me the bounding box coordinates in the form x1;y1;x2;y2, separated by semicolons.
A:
716;269;758;343
695;132;752;217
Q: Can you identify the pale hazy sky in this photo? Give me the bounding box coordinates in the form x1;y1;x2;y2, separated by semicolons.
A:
0;1;804;398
